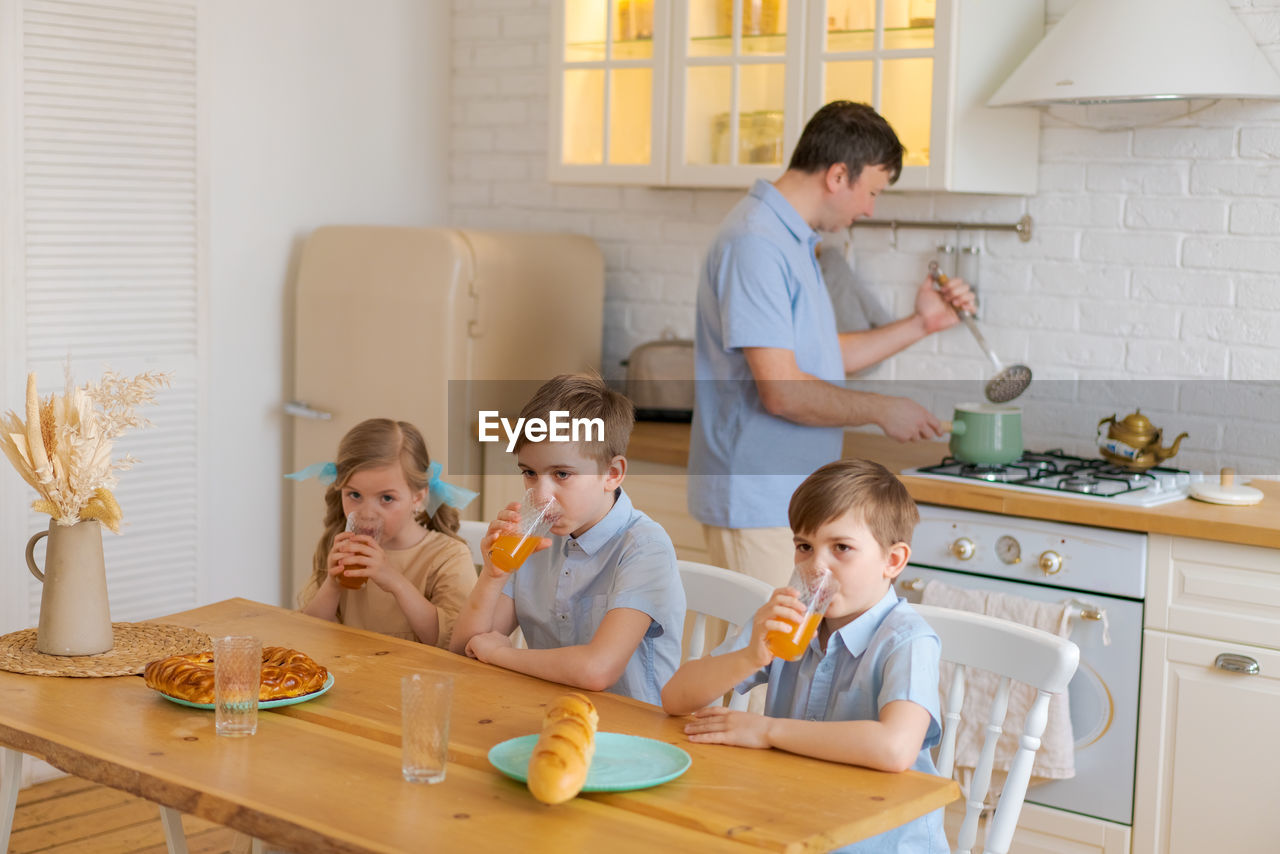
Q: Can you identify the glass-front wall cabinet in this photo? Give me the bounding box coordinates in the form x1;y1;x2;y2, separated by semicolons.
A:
551;0;669;183
667;0;803;186
814;0;935;173
551;0;1042;193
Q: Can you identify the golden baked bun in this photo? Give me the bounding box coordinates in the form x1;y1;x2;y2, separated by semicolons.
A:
527;693;598;805
144;646;329;704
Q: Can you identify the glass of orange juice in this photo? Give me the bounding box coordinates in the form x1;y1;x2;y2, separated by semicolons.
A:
338;511;383;589
488;490;558;572
765;564;840;661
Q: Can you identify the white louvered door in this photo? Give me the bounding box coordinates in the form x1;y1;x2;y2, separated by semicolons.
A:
1;0;205;630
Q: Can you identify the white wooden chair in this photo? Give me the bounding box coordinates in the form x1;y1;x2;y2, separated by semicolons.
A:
677;559;774;712
456;519;525;649
913;604;1080;854
457;519;487;567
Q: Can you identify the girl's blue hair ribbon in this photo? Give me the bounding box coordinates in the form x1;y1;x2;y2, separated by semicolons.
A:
284;461;338;485
426;460;479;515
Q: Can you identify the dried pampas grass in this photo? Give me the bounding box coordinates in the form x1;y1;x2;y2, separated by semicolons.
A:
0;367;171;533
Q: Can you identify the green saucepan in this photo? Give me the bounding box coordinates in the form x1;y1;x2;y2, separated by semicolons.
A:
942;403;1023;466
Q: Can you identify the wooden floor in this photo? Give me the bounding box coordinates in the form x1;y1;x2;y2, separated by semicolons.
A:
9;776;238;854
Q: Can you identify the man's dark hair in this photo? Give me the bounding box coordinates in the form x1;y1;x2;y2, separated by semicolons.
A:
787;100;904;184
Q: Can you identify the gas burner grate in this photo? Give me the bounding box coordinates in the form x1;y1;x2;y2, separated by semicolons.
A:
909;451;1193;505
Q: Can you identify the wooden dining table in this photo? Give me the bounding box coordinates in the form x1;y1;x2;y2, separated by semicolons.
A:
0;598;960;853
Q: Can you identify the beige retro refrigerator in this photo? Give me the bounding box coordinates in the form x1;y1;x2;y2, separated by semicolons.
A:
286;226;604;601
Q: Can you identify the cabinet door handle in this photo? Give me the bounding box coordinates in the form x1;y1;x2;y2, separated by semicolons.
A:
898;578;925;592
1214;653;1260;675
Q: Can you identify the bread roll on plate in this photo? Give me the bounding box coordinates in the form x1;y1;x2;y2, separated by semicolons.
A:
527;692;598;804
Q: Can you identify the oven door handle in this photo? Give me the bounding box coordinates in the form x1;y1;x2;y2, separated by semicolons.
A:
1064;598;1112;645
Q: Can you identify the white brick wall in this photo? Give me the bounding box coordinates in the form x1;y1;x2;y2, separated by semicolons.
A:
450;0;1280;477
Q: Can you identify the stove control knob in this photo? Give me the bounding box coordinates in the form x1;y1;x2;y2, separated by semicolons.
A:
1038;550;1063;575
950;538;976;561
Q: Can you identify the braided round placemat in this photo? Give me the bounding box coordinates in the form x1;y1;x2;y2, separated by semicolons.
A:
0;622;211;677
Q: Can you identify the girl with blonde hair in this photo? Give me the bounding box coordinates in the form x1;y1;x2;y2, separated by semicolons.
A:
295;418;477;648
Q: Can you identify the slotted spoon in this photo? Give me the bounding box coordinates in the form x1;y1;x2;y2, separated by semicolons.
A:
928;261;1031;404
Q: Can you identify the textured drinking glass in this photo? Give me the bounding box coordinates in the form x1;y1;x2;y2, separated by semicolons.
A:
488;490;558;572
765;565;841;662
402;673;453;783
339;511;384;589
214;635;261;736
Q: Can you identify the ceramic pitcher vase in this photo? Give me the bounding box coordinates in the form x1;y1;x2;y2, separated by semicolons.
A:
25;519;114;655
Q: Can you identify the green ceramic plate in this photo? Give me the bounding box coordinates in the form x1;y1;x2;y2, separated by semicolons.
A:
152;672;335;710
488;732;691;792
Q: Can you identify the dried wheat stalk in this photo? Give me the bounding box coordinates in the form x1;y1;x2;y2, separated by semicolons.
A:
0;367;171;532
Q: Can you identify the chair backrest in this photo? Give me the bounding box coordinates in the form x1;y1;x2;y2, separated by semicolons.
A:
677;560;773;711
457;520;487;567
455;519;526;648
913;604;1080;854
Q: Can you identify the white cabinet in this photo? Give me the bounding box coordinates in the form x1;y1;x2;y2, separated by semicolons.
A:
550;0;1043;193
1134;535;1280;854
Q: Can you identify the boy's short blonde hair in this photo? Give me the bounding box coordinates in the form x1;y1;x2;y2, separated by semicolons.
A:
788;458;919;550
514;372;635;469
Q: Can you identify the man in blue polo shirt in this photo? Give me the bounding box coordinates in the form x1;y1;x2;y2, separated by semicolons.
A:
688;101;976;594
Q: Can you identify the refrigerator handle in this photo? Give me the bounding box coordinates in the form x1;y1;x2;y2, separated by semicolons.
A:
284;400;333;421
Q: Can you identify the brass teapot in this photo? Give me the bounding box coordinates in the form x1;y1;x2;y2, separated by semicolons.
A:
1097;410;1188;471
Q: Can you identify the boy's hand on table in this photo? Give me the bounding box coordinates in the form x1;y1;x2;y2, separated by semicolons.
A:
683;707;772;749
465;630;513;662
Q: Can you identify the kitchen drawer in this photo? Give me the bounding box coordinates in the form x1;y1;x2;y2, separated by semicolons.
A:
1146;534;1280;650
626;460;708;563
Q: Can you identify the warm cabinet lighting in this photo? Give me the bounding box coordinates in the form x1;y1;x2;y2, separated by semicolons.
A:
551;0;1042;193
561;0;657;166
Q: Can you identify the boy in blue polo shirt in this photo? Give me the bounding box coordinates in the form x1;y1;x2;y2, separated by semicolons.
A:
450;373;685;706
662;458;946;853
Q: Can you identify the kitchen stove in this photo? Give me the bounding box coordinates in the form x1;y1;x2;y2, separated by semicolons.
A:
903;449;1195;507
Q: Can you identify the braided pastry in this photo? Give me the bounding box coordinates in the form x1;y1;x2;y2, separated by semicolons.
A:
144;646;329;704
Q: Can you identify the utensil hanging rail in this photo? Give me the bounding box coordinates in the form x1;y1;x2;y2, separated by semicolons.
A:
851;214;1033;243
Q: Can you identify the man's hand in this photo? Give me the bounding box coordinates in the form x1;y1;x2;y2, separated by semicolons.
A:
914;274;976;334
683;706;773;749
878;396;944;442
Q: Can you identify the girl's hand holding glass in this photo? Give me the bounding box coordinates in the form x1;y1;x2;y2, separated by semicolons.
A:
331;512;385;590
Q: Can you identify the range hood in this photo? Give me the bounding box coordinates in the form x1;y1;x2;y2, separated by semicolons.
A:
989;0;1280;106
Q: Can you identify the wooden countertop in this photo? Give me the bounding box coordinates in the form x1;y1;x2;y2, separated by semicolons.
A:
629;421;1280;550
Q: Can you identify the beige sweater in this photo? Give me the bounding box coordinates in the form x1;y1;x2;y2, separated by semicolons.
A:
300;529;476;649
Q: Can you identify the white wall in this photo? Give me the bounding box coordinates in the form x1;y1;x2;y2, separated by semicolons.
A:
204;0;450;606
448;0;1280;477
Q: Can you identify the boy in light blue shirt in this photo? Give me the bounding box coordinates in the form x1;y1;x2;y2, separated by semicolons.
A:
450;374;685;706
662;458;946;853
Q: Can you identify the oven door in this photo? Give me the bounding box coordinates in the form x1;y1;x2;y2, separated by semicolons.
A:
898;565;1141;826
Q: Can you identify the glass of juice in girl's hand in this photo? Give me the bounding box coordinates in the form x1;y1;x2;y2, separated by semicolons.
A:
765;563;840;661
339;512;383;589
489;490;558;572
